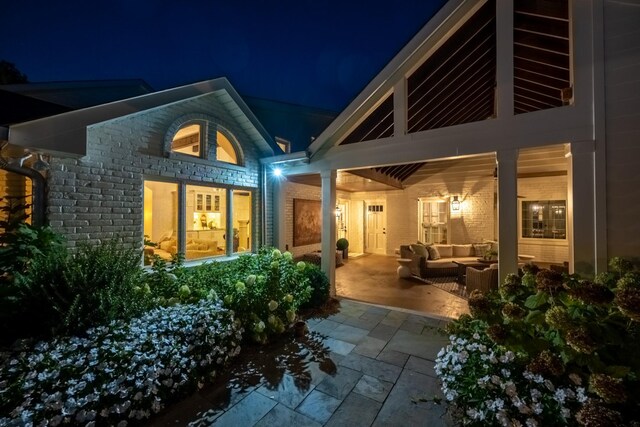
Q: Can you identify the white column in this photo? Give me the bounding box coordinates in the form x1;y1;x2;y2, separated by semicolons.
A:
273;178;286;251
497;149;518;283
177;183;187;256
495;0;514;119
226;188;234;255
567;141;597;277
321;169;337;296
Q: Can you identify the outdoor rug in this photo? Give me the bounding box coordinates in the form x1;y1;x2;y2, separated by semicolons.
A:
415;276;468;299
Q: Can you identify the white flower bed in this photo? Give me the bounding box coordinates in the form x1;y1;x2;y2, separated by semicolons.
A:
435;332;587;426
0;300;243;426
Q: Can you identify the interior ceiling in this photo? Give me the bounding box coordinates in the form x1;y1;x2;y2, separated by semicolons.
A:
286;145;567;193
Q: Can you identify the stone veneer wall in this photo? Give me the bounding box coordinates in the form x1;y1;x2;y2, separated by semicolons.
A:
46;93;264;249
517;176;569;264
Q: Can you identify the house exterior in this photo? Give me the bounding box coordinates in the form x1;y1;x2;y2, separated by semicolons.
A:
263;0;640;293
1;0;639;298
1;79;278;261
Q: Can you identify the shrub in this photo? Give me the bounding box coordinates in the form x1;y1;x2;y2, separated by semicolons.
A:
436;260;640;426
336;238;349;251
298;262;330;309
0;300;243;426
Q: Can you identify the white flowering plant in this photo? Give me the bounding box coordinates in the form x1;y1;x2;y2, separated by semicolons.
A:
0;299;243;426
436;260;640;426
436;317;588;426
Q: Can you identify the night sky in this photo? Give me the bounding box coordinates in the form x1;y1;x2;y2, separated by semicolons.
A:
1;0;446;112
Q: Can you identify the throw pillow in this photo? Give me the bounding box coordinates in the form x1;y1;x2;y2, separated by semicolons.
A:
453;244;473;257
427;245;441;260
410;243;428;259
433;244;452;258
473;243;491;258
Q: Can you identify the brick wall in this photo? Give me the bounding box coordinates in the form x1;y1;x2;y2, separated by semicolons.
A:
46;93;264;248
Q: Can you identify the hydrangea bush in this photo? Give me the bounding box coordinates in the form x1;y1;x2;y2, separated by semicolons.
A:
0;300;243;426
436;258;640;426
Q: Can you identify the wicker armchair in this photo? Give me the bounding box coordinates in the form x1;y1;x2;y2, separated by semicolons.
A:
466;266;499;294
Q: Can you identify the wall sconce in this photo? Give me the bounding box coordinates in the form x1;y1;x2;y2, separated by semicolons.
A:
335;206;342;217
451;195;460;212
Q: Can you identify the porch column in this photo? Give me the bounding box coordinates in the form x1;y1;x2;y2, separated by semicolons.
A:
496;149;518;284
321;169;337;296
273;178;286;251
567;141;597;277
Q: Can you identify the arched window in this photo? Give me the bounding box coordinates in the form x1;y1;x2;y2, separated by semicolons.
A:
216;130;240;165
171;123;202;157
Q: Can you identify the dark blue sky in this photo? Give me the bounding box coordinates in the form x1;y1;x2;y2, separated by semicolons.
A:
1;0;446;111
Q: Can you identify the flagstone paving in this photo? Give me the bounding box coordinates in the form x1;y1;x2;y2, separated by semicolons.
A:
150;299;455;427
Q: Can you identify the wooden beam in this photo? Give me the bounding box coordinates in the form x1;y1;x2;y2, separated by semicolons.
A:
348;168;404;189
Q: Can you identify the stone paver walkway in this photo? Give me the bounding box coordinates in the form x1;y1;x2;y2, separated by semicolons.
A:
151;299;454;427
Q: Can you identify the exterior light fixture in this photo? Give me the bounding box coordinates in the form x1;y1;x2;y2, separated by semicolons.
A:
335;206;341;217
273;167;282;177
451;195;460;212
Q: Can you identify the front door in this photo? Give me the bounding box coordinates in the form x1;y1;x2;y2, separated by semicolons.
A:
365;201;386;254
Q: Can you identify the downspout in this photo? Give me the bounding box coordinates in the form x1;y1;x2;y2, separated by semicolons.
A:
261;164;267;248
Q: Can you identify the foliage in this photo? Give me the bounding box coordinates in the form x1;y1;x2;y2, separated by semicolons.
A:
437;259;640;426
336;238;349;250
0;60;28;84
0;300;243;426
298;263;330;309
2;239;150;341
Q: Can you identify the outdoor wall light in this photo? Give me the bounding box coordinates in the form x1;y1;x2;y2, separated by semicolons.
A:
273;167;282;177
335;206;341;217
451;195;460;212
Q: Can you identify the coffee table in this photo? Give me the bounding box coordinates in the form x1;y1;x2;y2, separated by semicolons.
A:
453;260;493;284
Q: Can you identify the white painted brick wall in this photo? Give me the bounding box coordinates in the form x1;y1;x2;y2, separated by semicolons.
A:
46;93;264;248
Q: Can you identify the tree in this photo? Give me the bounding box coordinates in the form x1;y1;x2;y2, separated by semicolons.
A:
0;60;28;84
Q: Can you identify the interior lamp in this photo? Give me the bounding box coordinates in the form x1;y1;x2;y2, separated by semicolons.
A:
451;195;460;212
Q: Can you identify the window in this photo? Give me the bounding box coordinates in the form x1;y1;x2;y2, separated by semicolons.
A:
0;169;32;230
171;124;202;157
419;199;448;244
143;179;253;264
232;191;252;253
276;137;291;154
521;200;566;239
143;181;178;265
216;131;238;164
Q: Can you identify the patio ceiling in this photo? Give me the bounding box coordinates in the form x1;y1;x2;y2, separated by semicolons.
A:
286;145;568;193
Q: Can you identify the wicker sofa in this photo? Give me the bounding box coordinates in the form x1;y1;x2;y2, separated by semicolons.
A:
399;243;488;278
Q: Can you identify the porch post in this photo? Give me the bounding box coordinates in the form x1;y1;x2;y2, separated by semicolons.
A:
567;141;597;277
226;188;234;256
496;149;518;284
273;178;286;251
321;169;337;296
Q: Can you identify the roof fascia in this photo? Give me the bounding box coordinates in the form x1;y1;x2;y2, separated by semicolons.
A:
307;0;482;157
7;78;273;157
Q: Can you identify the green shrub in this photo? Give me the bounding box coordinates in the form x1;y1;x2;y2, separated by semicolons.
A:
336;238;349;250
298;263;330;309
437;259;640;426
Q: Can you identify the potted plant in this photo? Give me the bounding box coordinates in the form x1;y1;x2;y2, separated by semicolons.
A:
336;238;349;259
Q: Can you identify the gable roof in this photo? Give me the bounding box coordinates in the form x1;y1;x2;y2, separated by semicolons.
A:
7;78;277;157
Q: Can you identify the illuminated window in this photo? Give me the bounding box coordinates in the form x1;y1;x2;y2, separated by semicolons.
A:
143;181;178;265
419;199;448;244
0;169;32;229
233;191;252;253
186;184;226;260
276;137;291;154
216;131;239;165
521;200;566;239
171;124;202;157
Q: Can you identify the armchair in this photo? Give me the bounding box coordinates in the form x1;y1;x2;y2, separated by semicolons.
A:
466;266;499;294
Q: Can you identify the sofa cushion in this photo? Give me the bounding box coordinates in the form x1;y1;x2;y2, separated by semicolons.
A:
410;243;428;259
453;244;474;257
433;244;452;258
427;245;441;260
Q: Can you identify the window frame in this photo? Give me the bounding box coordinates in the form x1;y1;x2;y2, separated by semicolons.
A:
169;121;206;159
519;199;567;241
418;198;449;244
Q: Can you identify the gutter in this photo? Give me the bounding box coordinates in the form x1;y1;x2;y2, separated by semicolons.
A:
259;151;309;166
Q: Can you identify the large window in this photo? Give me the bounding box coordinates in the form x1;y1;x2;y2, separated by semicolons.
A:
521;200;566;239
0;169;32;230
169;123;240;165
143;179;252;264
419;199;448;244
143;181;178;265
216;131;238;165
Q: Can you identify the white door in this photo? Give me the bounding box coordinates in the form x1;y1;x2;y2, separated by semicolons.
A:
365;201;386;254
